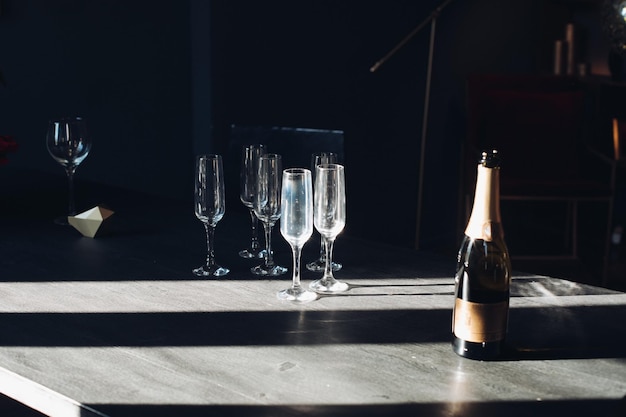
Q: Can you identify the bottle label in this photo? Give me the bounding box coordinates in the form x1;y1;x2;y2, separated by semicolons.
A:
453;298;508;343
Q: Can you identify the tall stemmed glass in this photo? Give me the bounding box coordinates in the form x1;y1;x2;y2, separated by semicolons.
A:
46;117;92;225
278;168;317;302
306;152;342;272
193;154;229;277
239;144;266;259
250;153;287;276
310;163;349;293
251;154;288;276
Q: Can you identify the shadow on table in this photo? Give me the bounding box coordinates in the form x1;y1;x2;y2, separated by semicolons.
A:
0;305;624;360
504;304;626;360
335;274;621;297
87;396;626;417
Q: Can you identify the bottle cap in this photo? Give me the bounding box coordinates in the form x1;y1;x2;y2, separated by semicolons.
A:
480;150;500;168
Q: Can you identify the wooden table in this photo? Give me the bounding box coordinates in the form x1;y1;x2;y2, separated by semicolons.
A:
0;169;625;417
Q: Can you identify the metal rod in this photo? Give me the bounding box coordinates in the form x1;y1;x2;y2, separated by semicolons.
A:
368;0;454;250
369;0;453;73
415;17;437;250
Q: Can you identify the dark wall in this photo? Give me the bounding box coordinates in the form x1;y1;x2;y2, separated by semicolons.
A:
0;0;609;251
208;0;574;250
0;0;193;199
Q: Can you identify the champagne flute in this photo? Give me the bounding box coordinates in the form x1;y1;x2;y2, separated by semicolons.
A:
239;144;267;259
309;163;349;293
46;117;92;225
306;152;342;272
193;154;229;277
251;154;288;276
278;168;317;302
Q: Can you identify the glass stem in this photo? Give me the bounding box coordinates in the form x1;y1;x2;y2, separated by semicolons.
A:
249;209;260;251
291;246;303;290
66;167;77;216
204;222;216;268
323;236;336;279
318;235;326;262
263;222;275;268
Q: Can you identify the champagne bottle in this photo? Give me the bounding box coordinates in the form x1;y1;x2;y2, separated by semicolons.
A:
452;150;511;360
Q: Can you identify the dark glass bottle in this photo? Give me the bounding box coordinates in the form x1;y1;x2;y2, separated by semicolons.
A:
452;150;511;360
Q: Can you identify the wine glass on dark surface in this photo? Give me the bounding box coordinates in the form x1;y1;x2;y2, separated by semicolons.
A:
309;163;348;293
251;153;288;276
239;144;267;259
193;154;229;277
306;152;342;272
277;168;317;302
46;117;91;224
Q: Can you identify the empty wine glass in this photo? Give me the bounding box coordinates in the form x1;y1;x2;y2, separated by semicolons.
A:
310;163;349;293
239;144;267;259
251;154;288;276
46;117;92;224
306;152;342;272
193;154;229;277
277;168;317;302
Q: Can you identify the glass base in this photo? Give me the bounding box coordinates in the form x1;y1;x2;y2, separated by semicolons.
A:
251;263;288;276
238;248;267;259
305;258;342;272
277;287;317;302
193;264;230;277
309;277;349;293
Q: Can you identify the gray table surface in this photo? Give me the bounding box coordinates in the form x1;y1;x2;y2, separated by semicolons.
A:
0;169;625;417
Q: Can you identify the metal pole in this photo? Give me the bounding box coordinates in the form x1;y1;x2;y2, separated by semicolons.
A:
415;17;437;250
369;0;453;250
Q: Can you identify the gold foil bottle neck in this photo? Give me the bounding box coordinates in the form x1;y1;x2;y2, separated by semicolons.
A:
465;164;503;241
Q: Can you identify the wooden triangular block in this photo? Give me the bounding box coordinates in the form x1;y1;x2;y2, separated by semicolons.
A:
68;206;115;238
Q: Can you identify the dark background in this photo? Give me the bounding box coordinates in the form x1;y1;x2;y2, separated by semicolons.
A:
0;0;611;254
